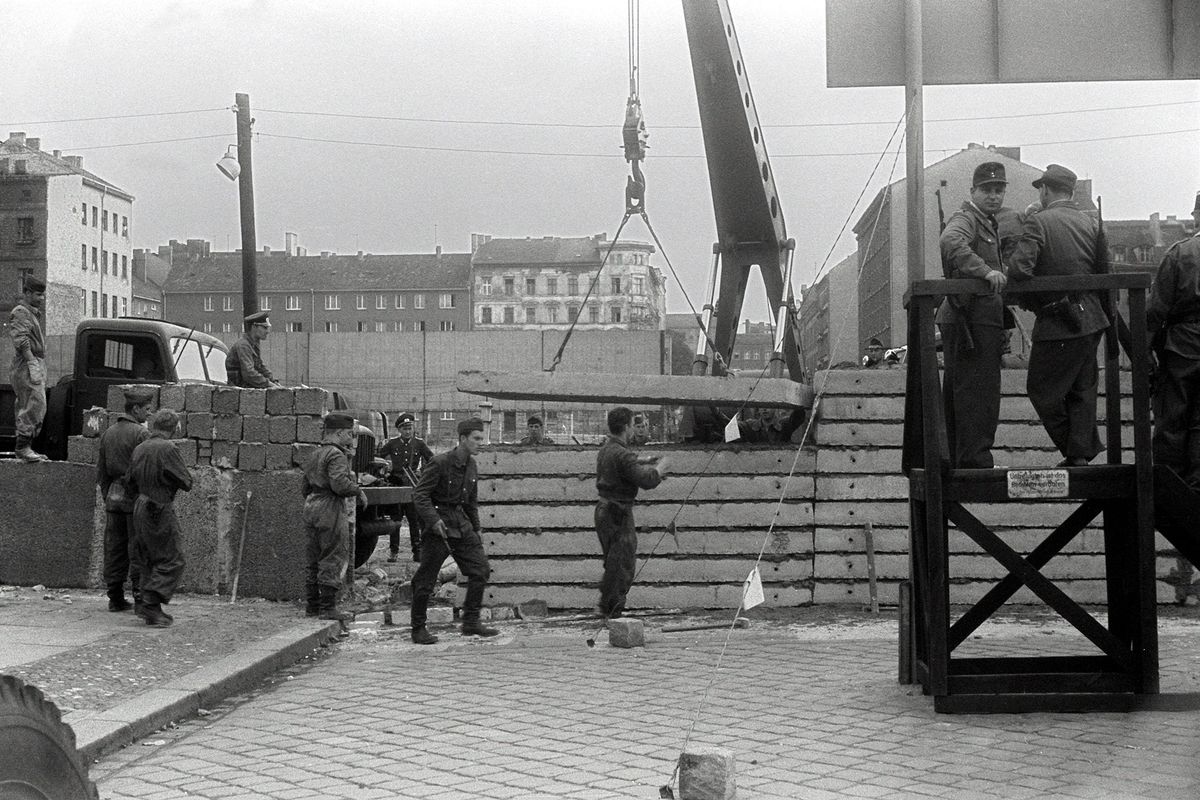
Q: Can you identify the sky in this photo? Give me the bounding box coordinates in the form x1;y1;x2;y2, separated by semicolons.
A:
4;1;1198;321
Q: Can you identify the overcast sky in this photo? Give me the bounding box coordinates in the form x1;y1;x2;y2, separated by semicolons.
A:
4;1;1198;320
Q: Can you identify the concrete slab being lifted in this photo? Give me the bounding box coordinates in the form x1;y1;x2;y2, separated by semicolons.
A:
456;370;814;409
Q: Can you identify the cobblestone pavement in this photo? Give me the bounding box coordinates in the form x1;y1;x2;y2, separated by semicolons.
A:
91;609;1200;799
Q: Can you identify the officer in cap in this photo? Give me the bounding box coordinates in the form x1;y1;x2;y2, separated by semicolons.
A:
225;310;281;388
377;412;433;561
9;275;49;461
95;384;155;613
936;161;1010;468
1010;164;1109;466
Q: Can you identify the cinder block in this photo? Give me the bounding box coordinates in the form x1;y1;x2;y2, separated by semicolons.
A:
213;414;243;442
238;443;266;472
608;619;645;648
184;384;213;412
172;439;198;468
293;387;328;415
489;605;515;620
678;748;736;800
265;443;293;470
79;406;107;438
265;387;295;415
242;415;270;444
212;387;241;415
188;412;215;441
295;416;322;443
292;443;318;468
67;436;98;465
238;388;267;416
212;441;238;469
159;384;186;411
269;415;297;443
426;607;455;624
516;599;548;619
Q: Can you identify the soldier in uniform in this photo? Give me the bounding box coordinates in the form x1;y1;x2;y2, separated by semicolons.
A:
225;311;281;388
126;410;193;627
937;161;1010;468
377;412;433;561
410;417;497;644
1008;164;1108;466
9;275;49;461
861;338;885;369
1146;191;1200;486
96;385;154;614
594;406;672;619
518;415;555;445
629;413;651;446
302;412;367;621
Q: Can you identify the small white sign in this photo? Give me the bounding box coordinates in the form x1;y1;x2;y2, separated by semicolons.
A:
1007;469;1069;499
742;567;765;610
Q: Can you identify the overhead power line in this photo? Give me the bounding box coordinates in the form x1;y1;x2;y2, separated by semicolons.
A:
63;134;232;152
0;108;229;126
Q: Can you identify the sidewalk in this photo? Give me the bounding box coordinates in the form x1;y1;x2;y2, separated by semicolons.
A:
0;585;340;761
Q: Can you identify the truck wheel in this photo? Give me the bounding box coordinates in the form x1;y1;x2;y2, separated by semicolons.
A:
0;676;98;800
355;519;399;568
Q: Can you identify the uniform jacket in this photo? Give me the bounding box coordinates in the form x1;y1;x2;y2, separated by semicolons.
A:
96;415;150;496
377;435;434;485
413;445;479;537
1008;198;1108;341
9;301;45;378
936;201;1005;328
301;442;360;534
225;334;274;388
518;435;555;445
595;435;662;506
1147;232;1200;359
127;434;193;506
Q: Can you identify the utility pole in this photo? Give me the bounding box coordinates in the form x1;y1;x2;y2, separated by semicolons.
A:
903;0;925;290
235;92;258;328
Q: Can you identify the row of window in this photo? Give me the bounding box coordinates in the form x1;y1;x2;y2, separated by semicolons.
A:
480;304;637;325
81;204;129;237
478;275;646;297
201;292;456;312
83;290;128;319
200;320;454;334
80;245;128;280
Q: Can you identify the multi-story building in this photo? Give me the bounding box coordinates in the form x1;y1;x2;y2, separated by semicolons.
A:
0;132;133;335
469;233;666;331
1106;212;1196;274
799;251;860;370
131;248;171;319
161;242;471;335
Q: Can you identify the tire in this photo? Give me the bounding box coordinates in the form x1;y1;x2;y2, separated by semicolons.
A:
355;518;398;568
0;675;97;800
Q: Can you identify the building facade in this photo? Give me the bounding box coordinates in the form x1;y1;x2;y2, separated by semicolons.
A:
798;251;859;370
470;233;666;332
131;248;171;319
0;132;133;335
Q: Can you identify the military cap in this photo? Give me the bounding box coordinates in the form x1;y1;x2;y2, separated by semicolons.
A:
395;412;415;427
972;162;1007;187
456;417;484;436
1032;164;1077;193
527;415;543;426
323;412;356;430
123;385;156;405
867;338;884;348
244;310;271;325
23;276;46;293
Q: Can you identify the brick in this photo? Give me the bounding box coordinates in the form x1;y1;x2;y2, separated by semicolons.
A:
516;599;548;619
184;384;213;412
212;441;238;469
293;387;329;415
238;388;267;416
212;386;241;415
678;748;736;800
292;443;318;468
242;415;270;444
237;443;266;471
269;415;298;443
172;439;198;467
426;607;455;624
158;384;186;411
67;436;98;465
607;619;645;648
265;443;293;470
79;406;107;438
265;387;295;415
489;605;515;620
213;414;243;442
295;416;323;443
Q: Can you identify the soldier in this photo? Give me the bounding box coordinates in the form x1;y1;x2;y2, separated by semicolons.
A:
518;415;555;445
126;409;193;627
1146;191;1200;486
9;275;48;461
861;338;885;368
629;413;651;446
1008;164;1108;466
377;412;433;562
225;310;281;388
937;161;1010;468
301;412;367;621
96;385;154;614
594;406;672;619
410;417;497;644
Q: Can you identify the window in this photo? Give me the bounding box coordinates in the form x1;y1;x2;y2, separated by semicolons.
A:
526;278;537;295
91;291;98;317
81;204;88;225
203;296;214;312
357;321;368;332
260;295;271;311
286;321;303;332
101;293;108;318
503;277;514;296
17;217;34;243
202;322;213;333
356;294;366;310
414;294;425;309
101;249;108;271
547;306;559;323
416;320;426;332
91;247;98;271
481;307;492;324
286;295;301;311
222;322;232;333
92;207;98;227
111;251;118;276
546;277;557;295
567;276;578;295
525;307;536;324
376;294;386;310
324;294;340;310
81;244;88;271
588;306;599;323
394;293;405;309
375;321;385;332
567;305;579;320
440;320;455;331
611;307;622;323
480;277;491;295
121;216;128;237
439;293;455;309
324;321;338;332
633;275;644;294
121;255;128;279
222;295;233;312
503;307;514;324
611;277;622;294
441;410;456;420
102;210;109;232
112;296;119;318
392;321;403;332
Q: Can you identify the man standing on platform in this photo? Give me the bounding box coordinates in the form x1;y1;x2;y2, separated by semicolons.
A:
225;311;281;388
9;275;49;462
518;415;555;445
378;412;433;562
937;161;1009;468
96;385;153;614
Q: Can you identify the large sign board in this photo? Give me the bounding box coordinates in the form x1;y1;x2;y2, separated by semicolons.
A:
827;0;1200;87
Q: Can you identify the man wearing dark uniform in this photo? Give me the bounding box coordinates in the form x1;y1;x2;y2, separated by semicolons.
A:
594;406;672;619
96;385;153;614
377;412;433;562
518;415;555;445
225;311;281;388
301;412;367;621
1009;164;1109;466
9;276;49;462
1146;192;1200;486
127;410;193;627
937;161;1010;468
410;417;497;644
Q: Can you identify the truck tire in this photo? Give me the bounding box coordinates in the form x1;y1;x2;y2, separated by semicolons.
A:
0;675;98;800
355;518;399;568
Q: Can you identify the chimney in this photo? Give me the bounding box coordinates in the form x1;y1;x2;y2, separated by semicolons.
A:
321;251;332;258
285;231;297;256
26;138;39;151
435;245;442;257
263;245;271;256
470;233;492;253
1149;213;1163;248
63;155;83;169
53;149;61;158
7;132;26;146
357;250;364;260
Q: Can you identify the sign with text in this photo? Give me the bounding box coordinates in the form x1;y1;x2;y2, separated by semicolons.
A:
1007;469;1070;499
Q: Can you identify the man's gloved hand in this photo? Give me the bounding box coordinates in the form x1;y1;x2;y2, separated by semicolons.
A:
432;520;449;540
985;270;1007;294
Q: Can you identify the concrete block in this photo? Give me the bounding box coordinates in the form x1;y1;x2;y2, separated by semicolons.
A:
678;747;736;800
238;388;267;416
266;387;295;415
489;605;515;620
158;384;186;411
426;607;454;624
607;618;645;648
295;416;322;443
213;414;243;442
172;439;198;468
188;412;215;441
67;436;98;465
238;443;266;472
294;387;328;415
242;415;270;444
106;384;124;412
212;387;241;415
292;443;318;468
265;444;293;471
516;599;548;619
212;441;237;470
184;384;213;412
269;415;298;443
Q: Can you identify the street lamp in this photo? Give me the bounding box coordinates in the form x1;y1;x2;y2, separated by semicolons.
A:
216;145;240;181
216;92;258;328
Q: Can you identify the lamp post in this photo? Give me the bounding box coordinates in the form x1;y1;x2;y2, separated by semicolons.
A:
217;92;258;329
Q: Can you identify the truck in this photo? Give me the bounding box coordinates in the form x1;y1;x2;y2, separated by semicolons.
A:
1;317;230;460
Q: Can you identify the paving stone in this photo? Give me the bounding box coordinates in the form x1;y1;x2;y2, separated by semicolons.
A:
607;618;645;648
515;599;548;619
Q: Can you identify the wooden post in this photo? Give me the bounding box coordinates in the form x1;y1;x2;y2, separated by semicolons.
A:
865;521;879;615
235;92;258;326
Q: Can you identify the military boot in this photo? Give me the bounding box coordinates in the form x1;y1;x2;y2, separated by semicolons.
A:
460;617;500;638
14;437;48;463
317;586;352;622
304;583;320;617
410;594;438;644
107;585;132;612
142;600;172;627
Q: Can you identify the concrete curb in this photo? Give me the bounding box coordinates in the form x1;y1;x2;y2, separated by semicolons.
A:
68;620;342;762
